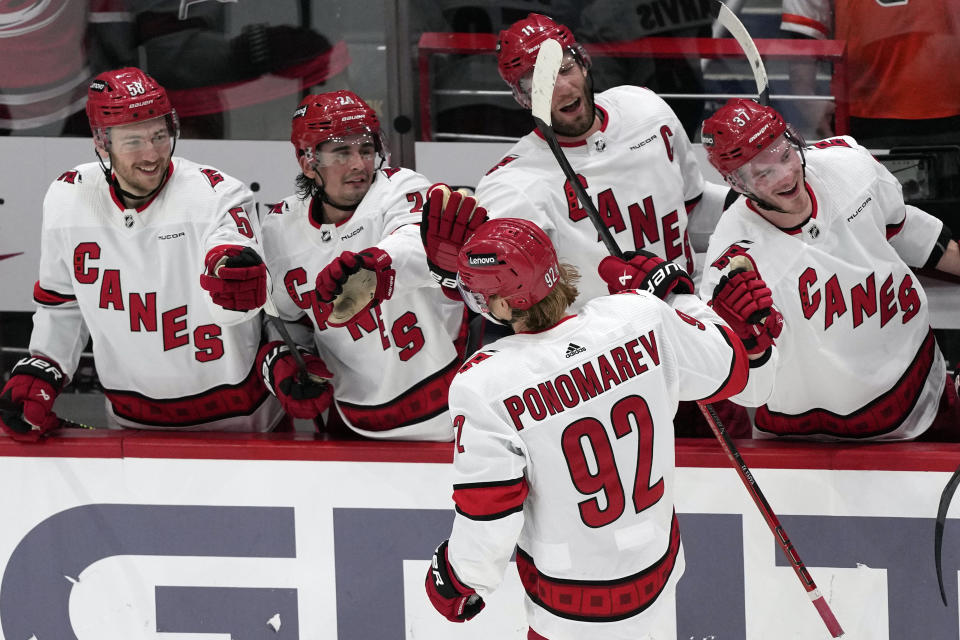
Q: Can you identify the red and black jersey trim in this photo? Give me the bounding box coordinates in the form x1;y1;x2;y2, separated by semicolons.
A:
33;282;76;306
337;353;461;431
699;324;749;404
453;476;528;521
516;513;681;622
103;360;269;427
885;217;905;240
337;315;469;432
755;329;937;438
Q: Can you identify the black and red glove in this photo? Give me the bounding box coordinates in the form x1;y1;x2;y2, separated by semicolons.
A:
711;269;783;355
421;184;488;297
315;247;395;306
257;341;334;420
598;250;694;299
425;539;485;623
200;245;268;311
0;356;66;442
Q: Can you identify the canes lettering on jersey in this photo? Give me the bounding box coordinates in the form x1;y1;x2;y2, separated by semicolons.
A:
798;268;922;330
563;177;693;271
70;242;225;360
281;264;428;358
503;331;660;431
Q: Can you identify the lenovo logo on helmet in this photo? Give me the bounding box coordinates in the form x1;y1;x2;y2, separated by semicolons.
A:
702;132;715;146
467;253;497;266
89;80;108;92
293;106;307;119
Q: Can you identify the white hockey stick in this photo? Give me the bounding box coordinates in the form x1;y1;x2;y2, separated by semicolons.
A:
531;39;844;639
712;0;770;106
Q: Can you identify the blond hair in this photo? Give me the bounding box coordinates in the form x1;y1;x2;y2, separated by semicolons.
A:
509;263;580;332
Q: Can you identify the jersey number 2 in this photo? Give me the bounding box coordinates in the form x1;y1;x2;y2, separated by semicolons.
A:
561;395;664;528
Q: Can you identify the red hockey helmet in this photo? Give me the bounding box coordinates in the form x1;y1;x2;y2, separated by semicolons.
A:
457;218;560;316
701;98;788;178
86;68;178;146
290;90;386;163
496;13;591;108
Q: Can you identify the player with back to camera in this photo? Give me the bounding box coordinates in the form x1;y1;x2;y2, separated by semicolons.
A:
256;90;483;440
473;12;753;438
0;67;285;439
423;215;776;639
700;98;960;441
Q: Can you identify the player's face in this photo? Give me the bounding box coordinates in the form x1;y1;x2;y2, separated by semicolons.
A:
737;135;809;215
518;52;595;139
551;54;596;138
311;133;376;208
103;118;174;197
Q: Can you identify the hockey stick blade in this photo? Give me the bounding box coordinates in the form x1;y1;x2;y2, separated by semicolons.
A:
530;38;623;258
712;0;770;106
935;463;960;605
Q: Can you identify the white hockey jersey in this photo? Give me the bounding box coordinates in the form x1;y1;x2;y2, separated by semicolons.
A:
475;86;707;310
31;157;284;432
446;292;747;640
260;167;469;441
700;136;947;441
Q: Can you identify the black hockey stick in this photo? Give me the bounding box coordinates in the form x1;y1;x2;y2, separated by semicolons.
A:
0;398;97;438
935;463;960;605
531;38;844;638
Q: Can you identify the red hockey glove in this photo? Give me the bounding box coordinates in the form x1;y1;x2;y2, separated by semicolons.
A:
425;539;485;623
257;341;333;419
598;250;694;298
315;247;396;325
0;356;65;442
200;245;268;311
421;184;488;290
711;269;783;355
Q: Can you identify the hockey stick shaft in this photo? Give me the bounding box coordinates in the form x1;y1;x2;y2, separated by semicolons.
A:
697;403;844;636
531;38;843;638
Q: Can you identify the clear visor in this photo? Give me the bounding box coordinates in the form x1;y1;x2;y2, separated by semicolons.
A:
456;272;490;316
732;134;800;192
311;132;379;168
516;50;581;104
100;114;178;156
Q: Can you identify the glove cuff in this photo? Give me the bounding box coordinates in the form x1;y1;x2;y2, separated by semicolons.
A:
257;341;288;397
10;356;66;392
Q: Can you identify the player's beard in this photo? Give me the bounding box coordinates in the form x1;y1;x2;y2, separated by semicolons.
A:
552;76;596;138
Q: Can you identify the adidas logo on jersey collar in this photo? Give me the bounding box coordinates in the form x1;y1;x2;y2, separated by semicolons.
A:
565;343;586;358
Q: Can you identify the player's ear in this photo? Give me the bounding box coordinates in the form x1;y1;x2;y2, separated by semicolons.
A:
298;154;319;181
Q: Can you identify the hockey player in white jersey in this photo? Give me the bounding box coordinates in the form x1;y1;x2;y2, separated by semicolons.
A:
257;91;472;440
476;13;737;308
0;67;285;439
474;13;750;439
425;218;756;639
700;98;960;441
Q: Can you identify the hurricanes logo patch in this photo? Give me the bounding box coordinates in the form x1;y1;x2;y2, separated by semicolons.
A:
565;343;586;358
